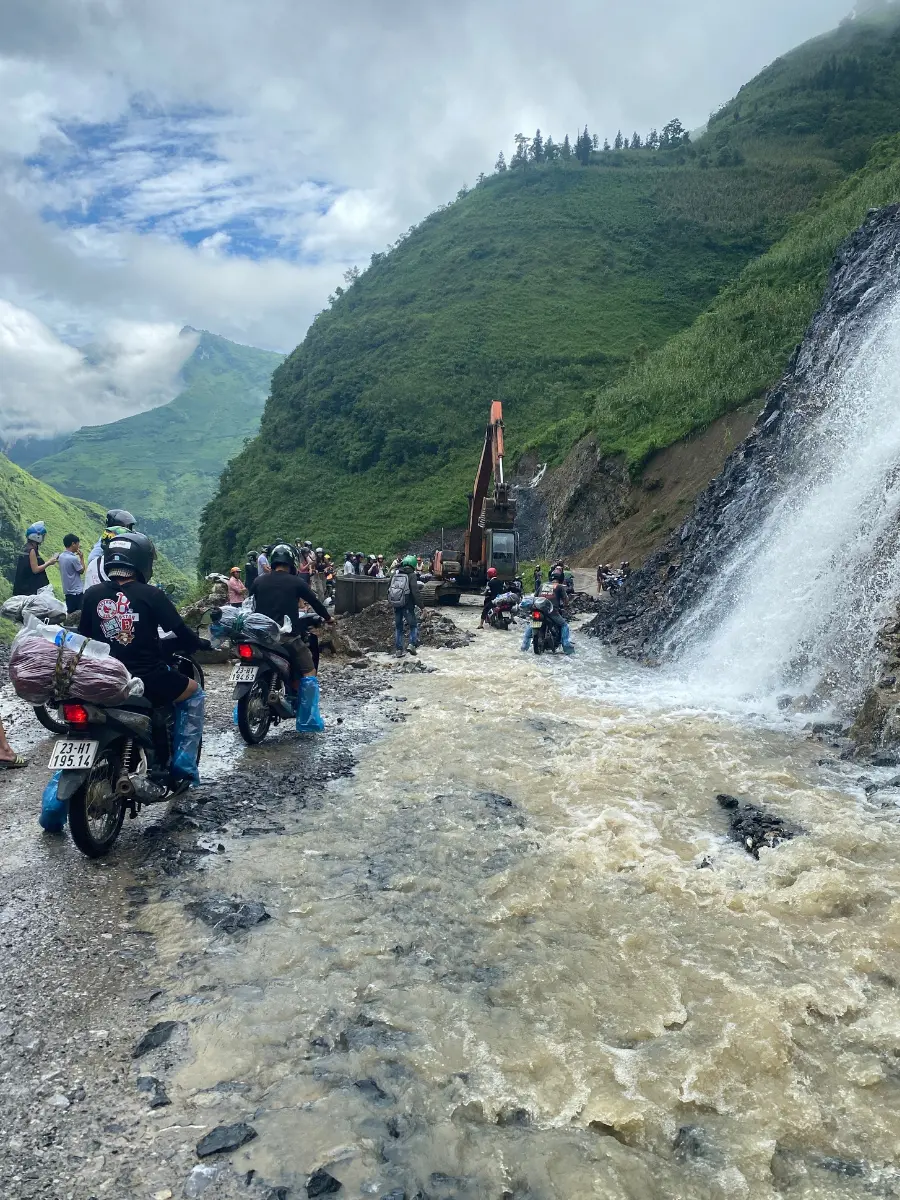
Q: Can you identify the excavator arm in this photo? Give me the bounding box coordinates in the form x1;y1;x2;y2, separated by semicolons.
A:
463;401;511;570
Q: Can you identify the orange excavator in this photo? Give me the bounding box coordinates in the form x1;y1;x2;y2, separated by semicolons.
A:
427;401;519;603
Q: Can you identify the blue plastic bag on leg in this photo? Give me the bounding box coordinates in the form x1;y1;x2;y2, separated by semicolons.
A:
172;689;205;782
296;676;325;733
40;770;68;832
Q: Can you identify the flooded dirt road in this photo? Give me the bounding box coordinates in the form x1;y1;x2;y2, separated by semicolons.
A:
3;605;900;1198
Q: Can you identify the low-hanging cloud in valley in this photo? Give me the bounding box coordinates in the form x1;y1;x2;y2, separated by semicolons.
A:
0;302;197;442
0;0;853;438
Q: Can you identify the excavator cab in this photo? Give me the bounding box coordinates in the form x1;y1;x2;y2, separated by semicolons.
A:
486;529;518;581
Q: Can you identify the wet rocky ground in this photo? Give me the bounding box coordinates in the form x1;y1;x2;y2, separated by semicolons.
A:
0;653;405;1200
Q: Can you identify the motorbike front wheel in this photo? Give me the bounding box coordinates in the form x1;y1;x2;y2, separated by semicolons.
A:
236;673;273;745
68;748;126;858
33;704;68;735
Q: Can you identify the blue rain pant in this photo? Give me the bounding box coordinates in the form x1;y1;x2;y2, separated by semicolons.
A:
296;676;325;733
173;688;205;782
40;771;67;832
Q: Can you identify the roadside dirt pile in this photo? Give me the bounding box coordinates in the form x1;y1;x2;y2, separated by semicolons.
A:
337;601;473;654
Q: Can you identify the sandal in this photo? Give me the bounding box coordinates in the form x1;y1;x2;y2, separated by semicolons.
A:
0;754;28;770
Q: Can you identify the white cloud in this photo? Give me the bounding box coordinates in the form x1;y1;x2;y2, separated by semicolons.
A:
0;302;196;440
0;0;855;436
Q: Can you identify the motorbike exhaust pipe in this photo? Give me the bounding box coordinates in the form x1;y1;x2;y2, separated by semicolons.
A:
115;773;168;804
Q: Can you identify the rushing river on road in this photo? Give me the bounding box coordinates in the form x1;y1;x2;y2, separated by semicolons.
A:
143;611;900;1200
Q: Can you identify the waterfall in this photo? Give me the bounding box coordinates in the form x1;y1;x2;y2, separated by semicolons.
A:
674;291;900;711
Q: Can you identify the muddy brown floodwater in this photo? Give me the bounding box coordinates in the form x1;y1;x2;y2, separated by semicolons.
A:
4;604;900;1199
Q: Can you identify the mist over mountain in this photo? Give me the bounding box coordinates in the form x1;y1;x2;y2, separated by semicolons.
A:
24;331;282;570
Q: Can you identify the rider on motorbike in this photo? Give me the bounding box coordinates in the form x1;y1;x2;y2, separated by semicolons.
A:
521;568;574;654
249;543;332;729
478;567;506;629
79;531;208;781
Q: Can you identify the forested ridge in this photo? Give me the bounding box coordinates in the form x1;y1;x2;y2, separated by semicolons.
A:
200;7;900;567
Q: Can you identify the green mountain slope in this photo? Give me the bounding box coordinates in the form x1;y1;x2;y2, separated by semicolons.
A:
27;331;282;571
591;134;900;469
199;10;900;567
0;455;190;630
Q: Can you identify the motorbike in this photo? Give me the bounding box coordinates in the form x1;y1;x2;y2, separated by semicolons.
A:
488;596;517;630
231;613;323;745
45;644;204;859
530;596;563;655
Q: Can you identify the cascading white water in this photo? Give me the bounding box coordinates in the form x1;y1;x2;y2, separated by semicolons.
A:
675;289;900;712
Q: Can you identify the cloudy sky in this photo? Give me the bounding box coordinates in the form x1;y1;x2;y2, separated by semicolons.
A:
1;0;850;440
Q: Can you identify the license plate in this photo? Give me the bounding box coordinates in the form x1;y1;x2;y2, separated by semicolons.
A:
532;619;542;629
230;664;259;684
48;740;99;770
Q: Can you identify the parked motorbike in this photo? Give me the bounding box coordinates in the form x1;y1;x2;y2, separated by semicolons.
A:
232;614;323;745
530;597;563;655
45;646;204;858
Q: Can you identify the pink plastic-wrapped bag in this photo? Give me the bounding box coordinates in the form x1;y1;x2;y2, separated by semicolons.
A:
9;636;136;706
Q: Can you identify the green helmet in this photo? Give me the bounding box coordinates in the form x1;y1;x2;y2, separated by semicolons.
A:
402;555;417;568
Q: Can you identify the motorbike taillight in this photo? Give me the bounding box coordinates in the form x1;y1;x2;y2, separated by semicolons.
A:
63;703;90;726
237;643;254;660
532;612;542;620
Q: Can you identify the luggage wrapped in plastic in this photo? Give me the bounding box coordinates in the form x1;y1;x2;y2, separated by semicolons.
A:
494;591;519;607
1;594;27;621
22;587;67;622
518;594;536;614
209;605;281;646
9;621;140;705
2;586;67;624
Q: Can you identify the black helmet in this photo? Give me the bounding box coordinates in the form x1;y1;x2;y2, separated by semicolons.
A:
105;508;136;530
103;531;155;583
550;568;564;581
269;543;297;573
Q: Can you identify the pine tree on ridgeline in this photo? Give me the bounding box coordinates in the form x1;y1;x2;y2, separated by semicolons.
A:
531;128;544;163
495;151;507;172
545;136;558;162
614;130;624;150
603;138;611;152
511;133;529;168
561;134;572;160
631;132;642;149
575;126;593;165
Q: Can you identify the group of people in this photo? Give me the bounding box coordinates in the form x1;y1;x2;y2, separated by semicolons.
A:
11;508;140;615
597;561;632;593
240;542;339;606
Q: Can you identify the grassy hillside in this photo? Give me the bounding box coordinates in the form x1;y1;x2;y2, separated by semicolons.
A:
592;134;900;468
28;332;282;571
0;455;190;613
199;10;900;567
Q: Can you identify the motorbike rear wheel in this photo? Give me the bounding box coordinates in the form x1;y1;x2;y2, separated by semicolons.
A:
533;628;545;655
237;672;272;745
68;748;126;858
33;704;68;735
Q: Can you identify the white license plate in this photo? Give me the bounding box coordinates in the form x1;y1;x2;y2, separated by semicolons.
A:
230;664;259;684
532;619;542;629
48;740;99;771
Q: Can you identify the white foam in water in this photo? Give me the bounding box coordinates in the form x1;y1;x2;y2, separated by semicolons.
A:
673;290;900;715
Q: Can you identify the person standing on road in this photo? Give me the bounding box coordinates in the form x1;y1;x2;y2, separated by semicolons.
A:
13;523;58;596
227;567;248;605
58;534;86;612
0;714;27;770
245;551;259;590
389;555;422;657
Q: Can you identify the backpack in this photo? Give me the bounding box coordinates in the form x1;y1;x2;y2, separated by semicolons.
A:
388;571;411;607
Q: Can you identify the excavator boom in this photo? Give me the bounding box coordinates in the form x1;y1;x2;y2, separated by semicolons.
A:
461;401;517;578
